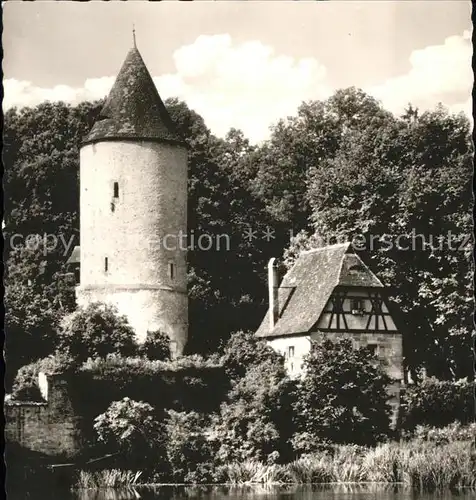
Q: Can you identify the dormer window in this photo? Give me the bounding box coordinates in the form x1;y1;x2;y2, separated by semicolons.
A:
113;182;119;199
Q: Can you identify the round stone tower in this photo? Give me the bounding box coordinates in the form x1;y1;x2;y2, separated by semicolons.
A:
76;41;188;356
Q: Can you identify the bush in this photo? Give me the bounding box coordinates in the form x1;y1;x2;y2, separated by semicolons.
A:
399;377;475;430
213;359;295;464
164;410;215;483
408;422;476;444
138;330;171;361
220;330;285;380
11;351;75;400
57;302;136;363
93;398;166;469
292;338;392;451
76;354;227;418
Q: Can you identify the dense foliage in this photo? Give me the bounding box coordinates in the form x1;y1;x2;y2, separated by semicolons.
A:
293;96;473;381
4;90;473;383
213;359;295;464
11;351;75;400
398;377;475;430
138;330;172;361
219;330;285;380
4;102;103;386
164;410;215;483
94;398;166;469
292;338;392;450
57;303;137;363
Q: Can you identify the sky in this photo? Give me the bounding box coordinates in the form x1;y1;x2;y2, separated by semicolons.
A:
3;1;473;143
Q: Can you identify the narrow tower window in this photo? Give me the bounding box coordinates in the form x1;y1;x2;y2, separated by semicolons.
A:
168;262;175;280
113;182;119;198
104;257;109;272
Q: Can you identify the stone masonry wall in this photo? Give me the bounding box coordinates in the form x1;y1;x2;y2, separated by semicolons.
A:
5;373;83;458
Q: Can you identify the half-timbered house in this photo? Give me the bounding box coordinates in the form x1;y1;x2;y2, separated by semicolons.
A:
256;242;404;422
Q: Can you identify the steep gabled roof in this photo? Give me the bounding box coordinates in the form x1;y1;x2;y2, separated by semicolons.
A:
83;47;184;146
256;243;383;338
338;252;383;288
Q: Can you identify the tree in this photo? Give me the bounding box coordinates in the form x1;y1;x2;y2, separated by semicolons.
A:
138;330;171;361
3;101;102;239
212;359;295;464
4;101;103;386
57;302;136;363
304;102;473;380
164;410;215;483
166;100;277;352
219;330;285;380
5;244;76;388
293;338;392;451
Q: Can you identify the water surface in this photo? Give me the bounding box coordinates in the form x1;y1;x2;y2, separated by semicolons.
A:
17;485;474;500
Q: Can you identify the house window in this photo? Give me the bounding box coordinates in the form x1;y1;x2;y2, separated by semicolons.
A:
288;346;295;358
351;298;364;314
168;262;175;280
104;257;108;272
113;182;119;198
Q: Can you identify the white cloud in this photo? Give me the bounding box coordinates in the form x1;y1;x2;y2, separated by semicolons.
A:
2;77;114;112
3;34;330;143
367;30;472;118
156;34;330;142
3;32;472;142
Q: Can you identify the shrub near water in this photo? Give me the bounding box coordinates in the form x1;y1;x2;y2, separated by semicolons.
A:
93;398;166;472
399;377;475;430
292;338;392;451
409;422;476;444
164;410;215;483
213;359;295;464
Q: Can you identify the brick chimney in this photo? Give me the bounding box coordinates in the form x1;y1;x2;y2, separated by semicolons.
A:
268;258;279;330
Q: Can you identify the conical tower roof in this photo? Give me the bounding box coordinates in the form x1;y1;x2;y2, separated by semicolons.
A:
84;45;184;146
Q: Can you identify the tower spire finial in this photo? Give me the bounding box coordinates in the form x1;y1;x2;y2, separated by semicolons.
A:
132;24;136;48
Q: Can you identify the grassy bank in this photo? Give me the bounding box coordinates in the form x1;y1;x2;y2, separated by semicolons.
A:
74;438;476;491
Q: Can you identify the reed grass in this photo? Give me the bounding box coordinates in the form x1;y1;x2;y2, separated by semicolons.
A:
75;469;143;489
224;460;284;484
219;440;476;490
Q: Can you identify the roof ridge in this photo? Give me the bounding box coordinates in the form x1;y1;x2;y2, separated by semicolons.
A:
300;242;351;255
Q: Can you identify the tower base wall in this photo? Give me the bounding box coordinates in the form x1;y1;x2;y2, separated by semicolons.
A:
76;286;188;356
